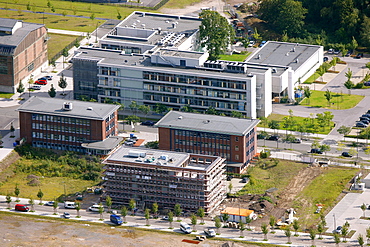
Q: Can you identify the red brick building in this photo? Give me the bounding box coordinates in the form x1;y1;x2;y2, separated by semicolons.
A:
0;18;48;93
17;96;121;155
156;111;259;173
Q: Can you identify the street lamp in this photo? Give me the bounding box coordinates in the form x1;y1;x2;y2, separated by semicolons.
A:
95;21;101;43
333;213;336;230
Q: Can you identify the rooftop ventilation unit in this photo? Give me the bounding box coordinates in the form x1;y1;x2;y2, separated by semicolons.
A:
292;47;295;52
178;116;183;120
296;58;299;63
247;73;253;77
87;107;93;110
272;68;277;73
63;102;73;111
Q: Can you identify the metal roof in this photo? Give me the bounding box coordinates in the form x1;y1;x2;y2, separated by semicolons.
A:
17;96;119;120
155;111;259;136
82;136;124;150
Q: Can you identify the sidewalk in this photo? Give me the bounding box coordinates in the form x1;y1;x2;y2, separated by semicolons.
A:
0;129;19;163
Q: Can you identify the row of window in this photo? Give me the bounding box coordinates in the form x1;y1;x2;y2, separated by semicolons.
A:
32;123;90;134
174;130;231;140
106;187;203;200
32;141;85;153
107;177;204;190
32;114;90;125
32;132;87;142
143;71;248;89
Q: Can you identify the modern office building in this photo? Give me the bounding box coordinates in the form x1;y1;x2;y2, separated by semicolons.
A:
102;146;226;213
72;11;323;118
0;18;48;93
156;111;259;173
17;96;121;155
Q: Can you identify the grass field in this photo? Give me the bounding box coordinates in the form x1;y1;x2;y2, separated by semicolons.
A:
303;72;320;84
293;167;357;226
162;0;203;9
0;92;13;99
47;33;79;60
219;52;251;62
300;90;364;110
259;113;335;135
237;160;307;195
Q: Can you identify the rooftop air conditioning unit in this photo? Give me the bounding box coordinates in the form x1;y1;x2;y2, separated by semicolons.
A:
63;102;73;111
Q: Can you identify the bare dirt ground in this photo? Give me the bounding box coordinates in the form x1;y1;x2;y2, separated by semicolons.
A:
0;214;262;247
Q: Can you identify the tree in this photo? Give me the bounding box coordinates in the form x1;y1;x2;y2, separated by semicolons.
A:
292;219;299;236
334;233;341;246
284;227;292;244
198;10;235;60
125;115;140;125
252;28;261;42
129;101;139;115
324;89;333;106
361;203;367;217
6;194;12;209
341;225;349;242
75;201;81;218
48;84;56;98
344;68;354;94
58;74;68;95
205;106;219;115
330;57;339;71
129;199;136;215
358;234;364;247
14;185;20;202
152;203;158;219
174;203;182;221
366;226;370;246
269;216;276;233
117;11;122;20
245;216;252;230
28;198;35;212
222;213;229;226
268;120;280;134
337;125;351;141
228;182;233;194
106;195;112;213
168;211;174;229
309;228;316;246
320;144;331;157
37;189;44;204
98;202;104;220
258;0;307;36
261;223;269;240
27;75;34;97
214;216;222;235
17;80;25;94
231;111;244;118
197;207;205;224
304;86;311;105
317;223;324;239
191;214;197;231
239;221;246;238
90;13;95;21
138;105;150;118
53;200;58;215
62;48;68;68
145;208;150;226
317;65;326;83
121;206;127;223
360;16;370;48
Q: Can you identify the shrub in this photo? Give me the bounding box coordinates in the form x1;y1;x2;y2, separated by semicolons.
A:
354;82;364;89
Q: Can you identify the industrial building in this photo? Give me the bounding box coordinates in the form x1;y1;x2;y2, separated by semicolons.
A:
17;96;121;155
0;18;48;93
103;146;226;213
72;11;323;118
156;111;259;173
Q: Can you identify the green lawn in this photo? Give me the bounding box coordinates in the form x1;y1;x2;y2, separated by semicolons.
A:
293;167;357;226
47;33;79;61
236;160;307;195
300;90;364;110
303;72;320;84
259;113;335;135
162;0;203;9
219;52;251;62
0;92;13;99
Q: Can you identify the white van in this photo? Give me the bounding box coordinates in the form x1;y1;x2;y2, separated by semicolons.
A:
180;222;192;234
88;204;104;212
64;201;76;209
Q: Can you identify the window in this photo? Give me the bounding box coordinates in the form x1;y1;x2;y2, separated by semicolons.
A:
235;155;239;160
235;145;239;151
235;136;239;142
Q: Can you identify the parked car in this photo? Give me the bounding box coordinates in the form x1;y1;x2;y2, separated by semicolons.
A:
362;114;370;118
360;117;370;121
259;41;266;47
292;138;302;143
268;135;279;141
248;40;255;47
38;77;48;81
44;201;55;206
30;85;41;90
355;53;363;59
241;177;249;183
204;228;216;237
310;149;323;154
226;175;233;181
356;122;368;128
333;226;342;234
161;216;169;221
45;75;53;80
323;56;329;62
327;48;334;54
62;212;71;219
88;204;104;212
34;80;47;85
342;152;352;157
361;119;370;125
15;204;29;212
333;50;340;55
345;50;353;57
364;81;370;86
141;121;155;126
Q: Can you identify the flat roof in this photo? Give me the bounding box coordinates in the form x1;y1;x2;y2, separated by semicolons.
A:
17;96;119;120
221;207;254;217
105;146;220;171
156;49;204;59
245;41;322;71
82;136;124;150
156;111;260;136
74;47;270;79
